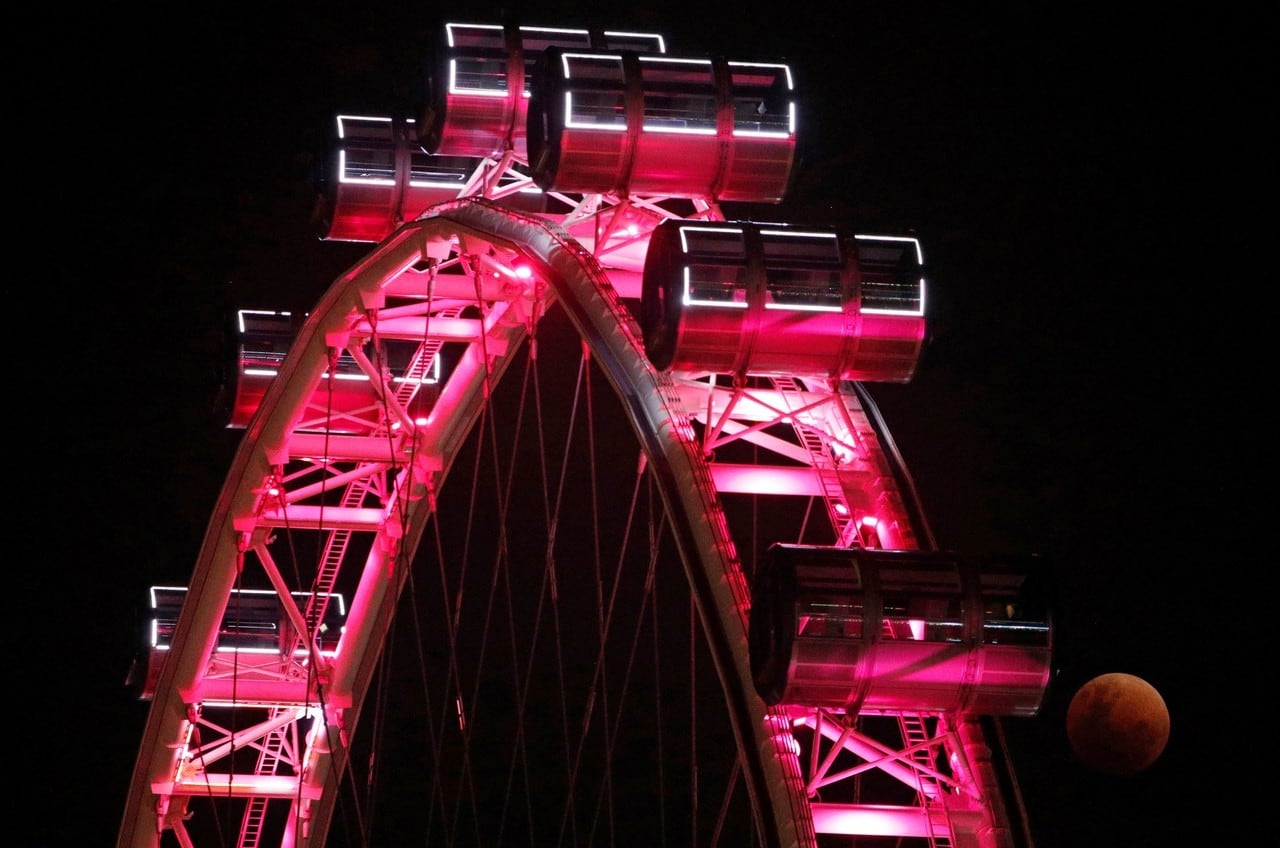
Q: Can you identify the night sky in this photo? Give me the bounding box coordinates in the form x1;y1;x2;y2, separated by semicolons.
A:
42;2;1254;845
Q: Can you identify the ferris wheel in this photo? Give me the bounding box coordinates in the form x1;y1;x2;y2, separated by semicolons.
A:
119;21;1052;848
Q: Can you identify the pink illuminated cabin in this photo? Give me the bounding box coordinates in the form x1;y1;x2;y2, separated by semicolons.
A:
419;22;667;159
314;114;542;243
639;219;927;381
138;586;346;702
221;308;442;431
527;48;797;201
749;544;1053;715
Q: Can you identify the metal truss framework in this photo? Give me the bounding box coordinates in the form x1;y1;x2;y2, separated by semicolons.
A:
119;152;1022;848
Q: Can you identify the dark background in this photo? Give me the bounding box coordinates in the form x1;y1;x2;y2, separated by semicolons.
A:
43;1;1254;845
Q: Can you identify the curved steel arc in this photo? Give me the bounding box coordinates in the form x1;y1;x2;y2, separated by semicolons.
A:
119;198;813;847
120;219;526;847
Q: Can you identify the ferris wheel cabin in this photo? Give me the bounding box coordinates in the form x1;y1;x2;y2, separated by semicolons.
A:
136;586;347;704
749;544;1054;716
526;47;797;201
418;22;667;159
221;308;444;431
639;219;927;380
313;113;545;243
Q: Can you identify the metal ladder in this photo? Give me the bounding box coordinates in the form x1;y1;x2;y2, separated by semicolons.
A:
900;712;954;848
771;375;859;546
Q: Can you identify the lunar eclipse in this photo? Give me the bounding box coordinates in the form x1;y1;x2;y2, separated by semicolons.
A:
1066;672;1170;776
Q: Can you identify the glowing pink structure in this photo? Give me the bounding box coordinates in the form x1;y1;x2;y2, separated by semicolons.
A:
120;21;1050;848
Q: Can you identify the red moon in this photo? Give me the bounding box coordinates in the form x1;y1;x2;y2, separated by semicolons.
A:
1066;672;1169;775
